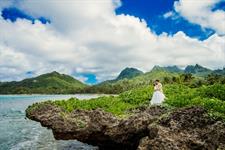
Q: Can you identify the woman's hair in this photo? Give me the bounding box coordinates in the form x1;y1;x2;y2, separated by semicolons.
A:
153;80;158;86
155;79;160;82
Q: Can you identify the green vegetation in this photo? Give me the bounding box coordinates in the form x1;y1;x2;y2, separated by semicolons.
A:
213;68;225;75
83;64;224;94
0;71;87;94
1;64;224;94
164;84;225;120
116;67;143;80
184;64;212;77
84;67;179;94
28;82;225;121
53;97;134;116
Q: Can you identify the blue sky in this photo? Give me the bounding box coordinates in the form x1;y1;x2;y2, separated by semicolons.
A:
0;0;224;84
116;0;216;40
2;0;217;40
1;7;50;24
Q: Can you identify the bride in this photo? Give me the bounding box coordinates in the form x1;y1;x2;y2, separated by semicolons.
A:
150;79;165;105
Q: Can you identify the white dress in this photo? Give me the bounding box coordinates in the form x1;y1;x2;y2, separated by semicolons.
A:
150;83;165;105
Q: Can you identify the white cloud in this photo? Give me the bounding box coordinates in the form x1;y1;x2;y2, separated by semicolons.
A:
0;0;224;83
163;11;180;21
163;11;174;18
174;0;225;35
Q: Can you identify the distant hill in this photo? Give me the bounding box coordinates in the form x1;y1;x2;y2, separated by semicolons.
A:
152;65;183;73
84;64;220;94
116;67;143;80
152;64;214;77
163;66;183;73
0;71;87;94
84;66;179;94
184;64;212;76
212;68;225;75
1;64;222;94
96;67;144;85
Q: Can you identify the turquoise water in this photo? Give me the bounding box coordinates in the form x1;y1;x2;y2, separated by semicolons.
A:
0;95;100;150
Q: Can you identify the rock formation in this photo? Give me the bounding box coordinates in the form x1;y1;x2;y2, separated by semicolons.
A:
26;104;225;150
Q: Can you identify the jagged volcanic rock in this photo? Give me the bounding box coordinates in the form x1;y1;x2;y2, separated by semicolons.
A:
26;104;225;150
138;107;225;150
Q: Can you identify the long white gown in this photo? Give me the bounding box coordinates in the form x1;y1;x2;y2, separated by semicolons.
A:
150;83;165;105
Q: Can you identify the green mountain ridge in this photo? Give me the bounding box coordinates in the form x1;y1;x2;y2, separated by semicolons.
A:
93;67;144;85
85;66;180;93
213;68;225;75
116;67;143;80
151;65;183;73
84;64;224;94
0;64;224;94
184;64;212;76
0;71;87;94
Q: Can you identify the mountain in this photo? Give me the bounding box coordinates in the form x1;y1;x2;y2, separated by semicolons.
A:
184;64;212;76
0;71;87;94
163;66;183;73
94;67;144;84
85;66;179;94
116;67;143;80
212;68;225;75
1;64;221;94
151;65;183;73
85;64;217;94
152;64;213;76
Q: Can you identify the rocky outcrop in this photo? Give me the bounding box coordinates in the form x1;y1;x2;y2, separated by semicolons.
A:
26;104;225;150
138;107;225;150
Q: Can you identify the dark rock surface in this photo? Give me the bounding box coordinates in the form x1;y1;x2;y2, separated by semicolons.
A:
138;107;225;150
26;104;225;150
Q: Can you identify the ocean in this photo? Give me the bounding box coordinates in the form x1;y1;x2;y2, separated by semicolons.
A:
0;95;100;150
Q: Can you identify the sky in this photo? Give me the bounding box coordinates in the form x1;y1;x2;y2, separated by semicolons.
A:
0;0;224;84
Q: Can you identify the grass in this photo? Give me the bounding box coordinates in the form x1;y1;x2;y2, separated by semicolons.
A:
53;96;135;116
27;83;225;120
164;84;225;120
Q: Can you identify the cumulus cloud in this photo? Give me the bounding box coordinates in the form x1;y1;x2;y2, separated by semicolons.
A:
0;0;224;83
174;0;225;35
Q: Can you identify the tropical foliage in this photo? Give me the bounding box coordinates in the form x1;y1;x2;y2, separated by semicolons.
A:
1;64;224;94
28;82;225;121
0;71;86;94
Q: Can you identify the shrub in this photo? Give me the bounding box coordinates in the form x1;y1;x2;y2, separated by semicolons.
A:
119;86;152;105
197;84;225;101
28;83;225;120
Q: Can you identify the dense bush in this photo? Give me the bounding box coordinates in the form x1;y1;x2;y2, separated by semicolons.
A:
119;86;152;105
53;96;135;116
164;84;225;120
197;84;225;101
29;82;225;119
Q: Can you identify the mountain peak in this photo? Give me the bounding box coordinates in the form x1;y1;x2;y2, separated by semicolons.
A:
152;65;163;71
116;67;143;80
213;68;225;75
185;64;211;74
151;65;183;73
49;71;60;75
0;71;87;94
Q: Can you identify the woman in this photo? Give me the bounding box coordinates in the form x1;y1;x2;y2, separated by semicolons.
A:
150;79;165;105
